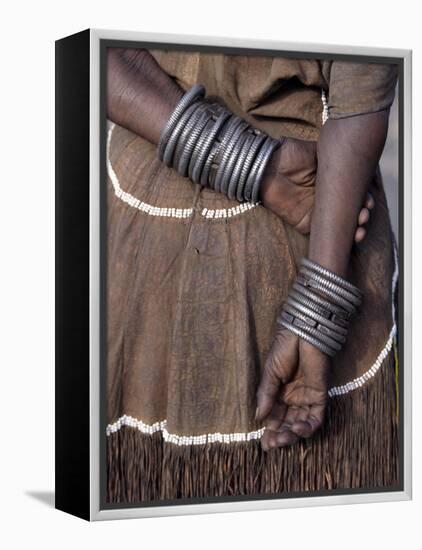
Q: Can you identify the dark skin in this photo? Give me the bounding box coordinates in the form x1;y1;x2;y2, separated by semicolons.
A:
107;48;386;450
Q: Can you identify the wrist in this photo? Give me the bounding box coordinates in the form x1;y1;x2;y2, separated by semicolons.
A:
278;257;362;358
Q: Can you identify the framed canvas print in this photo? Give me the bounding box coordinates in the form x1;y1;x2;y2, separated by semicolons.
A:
55;29;412;521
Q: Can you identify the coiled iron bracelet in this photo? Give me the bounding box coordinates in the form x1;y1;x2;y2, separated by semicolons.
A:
278;258;362;357
158;84;282;203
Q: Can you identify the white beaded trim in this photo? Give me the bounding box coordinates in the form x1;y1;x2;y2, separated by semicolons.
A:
107;122;258;220
106;415;265;445
321;89;329;125
201;203;256;218
328;244;398;397
106;246;398;444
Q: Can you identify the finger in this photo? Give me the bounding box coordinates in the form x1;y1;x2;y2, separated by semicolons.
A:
290;403;325;438
266;405;301;448
279;404;301;432
289;405;309;427
264;399;287;432
365;192;375;210
358;207;370;226
261;399;288;451
256;368;281;422
354;226;366;243
263;423;299;450
260;431;273;452
273;427;299;447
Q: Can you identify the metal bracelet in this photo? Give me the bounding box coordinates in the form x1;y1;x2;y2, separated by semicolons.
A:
288;287;333;319
218;122;251;195
192;111;230;185
173;102;210;172
177;108;212;177
188;105;226;181
299;266;362;307
188;118;214;180
227;131;256;200
243;137;268;201
212;116;245;192
162;102;201;167
236;133;266;202
158;84;205;161
296;275;357;315
278;257;362;357
283;304;346;345
301;258;362;299
281;312;342;351
200;141;220;187
251;138;281;204
292;282;351;324
278;318;338;357
158;83;282;203
285;297;348;337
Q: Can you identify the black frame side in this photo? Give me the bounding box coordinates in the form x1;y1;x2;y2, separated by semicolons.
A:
55;28;91;521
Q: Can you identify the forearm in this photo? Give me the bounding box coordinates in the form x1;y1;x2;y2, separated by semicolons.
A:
107;48;183;144
309;110;390;277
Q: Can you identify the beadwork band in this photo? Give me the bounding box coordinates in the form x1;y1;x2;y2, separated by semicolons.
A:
158;84;282;203
278;258;362;357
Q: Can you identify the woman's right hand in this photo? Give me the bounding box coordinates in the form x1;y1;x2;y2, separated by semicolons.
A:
256;325;331;450
260;138;374;242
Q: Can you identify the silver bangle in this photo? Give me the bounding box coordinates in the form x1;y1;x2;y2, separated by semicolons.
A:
217;121;250;195
157;84;282;203
200;141;220;187
301;258;362;299
251;138;281;204
300;266;362;307
292;282;351;324
177;107;212;177
296;275;357;315
162;102;201;167
283;305;346;347
236;133;266;202
278;318;338;357
285;298;348;337
173;102;210;173
227;131;256;200
188;105;226;181
243;137;270;202
212;116;244;192
278;257;362;357
158;84;205;162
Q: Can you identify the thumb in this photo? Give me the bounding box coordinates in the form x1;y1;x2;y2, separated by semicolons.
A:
256;365;280;422
256;327;300;421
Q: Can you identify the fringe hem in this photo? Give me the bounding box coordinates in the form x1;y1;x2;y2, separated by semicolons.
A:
107;352;399;503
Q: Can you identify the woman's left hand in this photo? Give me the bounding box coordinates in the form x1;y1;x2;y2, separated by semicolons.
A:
260;138;375;242
255;326;330;449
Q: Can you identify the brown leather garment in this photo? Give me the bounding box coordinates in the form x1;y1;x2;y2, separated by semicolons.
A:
106;51;399;501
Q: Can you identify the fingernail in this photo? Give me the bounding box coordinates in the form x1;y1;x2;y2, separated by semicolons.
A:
255;407;260;420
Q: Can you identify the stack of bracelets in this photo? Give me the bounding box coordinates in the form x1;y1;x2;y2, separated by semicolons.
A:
278;258;362;357
158;86;363;358
157;84;282;203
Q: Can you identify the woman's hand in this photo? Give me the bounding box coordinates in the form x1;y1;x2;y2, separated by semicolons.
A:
260;138;374;242
256;327;330;450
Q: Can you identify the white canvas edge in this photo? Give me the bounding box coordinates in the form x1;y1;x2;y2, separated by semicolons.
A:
88;28;412;521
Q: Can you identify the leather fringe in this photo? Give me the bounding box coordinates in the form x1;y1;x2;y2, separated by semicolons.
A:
107;353;399;503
